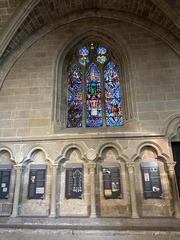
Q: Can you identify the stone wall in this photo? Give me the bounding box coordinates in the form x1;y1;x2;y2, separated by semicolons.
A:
0;137;177;218
0;18;180;218
0;0;22;31
0;19;180;138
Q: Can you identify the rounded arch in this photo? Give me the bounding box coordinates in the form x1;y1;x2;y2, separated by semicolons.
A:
22;146;53;165
164;113;180;141
54;28;134;130
0;146;16;164
132;141;170;163
98;142;128;162
56;143;86;164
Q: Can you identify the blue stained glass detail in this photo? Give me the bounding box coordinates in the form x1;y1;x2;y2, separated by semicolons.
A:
104;62;123;126
79;47;89;66
86;63;102;127
97;47;107;64
105;99;123;126
67;65;83;128
86;63;101;99
97;47;107;55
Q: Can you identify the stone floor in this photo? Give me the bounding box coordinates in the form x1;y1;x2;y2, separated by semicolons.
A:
0;217;179;240
0;229;180;240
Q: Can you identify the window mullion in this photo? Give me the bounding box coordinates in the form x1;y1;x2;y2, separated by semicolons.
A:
100;66;106;127
82;67;86;127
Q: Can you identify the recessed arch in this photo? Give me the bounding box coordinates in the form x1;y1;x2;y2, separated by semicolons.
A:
164;113;180;141
132;141;170;163
23;146;53;165
56;143;86;164
0;146;16;164
54;28;134;131
98;142;127;162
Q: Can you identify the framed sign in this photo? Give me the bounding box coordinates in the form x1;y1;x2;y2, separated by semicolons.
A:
102;165;122;199
65;167;83;199
28;165;46;199
0;166;11;199
141;162;162;199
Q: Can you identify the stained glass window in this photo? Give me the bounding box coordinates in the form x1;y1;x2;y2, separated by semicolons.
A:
104;62;123;126
67;43;123;128
86;63;102;127
79;47;89;66
67;65;83;128
97;47;107;64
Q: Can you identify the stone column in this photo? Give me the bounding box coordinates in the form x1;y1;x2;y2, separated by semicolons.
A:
50;164;58;217
89;163;97;218
167;162;180;218
11;165;23;217
126;163;139;218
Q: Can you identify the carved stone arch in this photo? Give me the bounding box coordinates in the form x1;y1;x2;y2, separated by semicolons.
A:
22;146;53;165
98;142;127;163
164;113;180;141
57;143;86;164
132;141;170;163
54;28;134;131
0;146;16;164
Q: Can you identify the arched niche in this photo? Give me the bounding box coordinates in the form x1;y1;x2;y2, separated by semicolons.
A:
57;147;89;217
19;148;51;217
134;146;172;217
97;146;130;217
0;149;15;216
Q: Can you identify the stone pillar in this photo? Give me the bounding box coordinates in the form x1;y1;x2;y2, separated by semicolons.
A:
167;162;180;218
89;163;97;218
11;165;23;217
126;163;139;218
50;164;58;217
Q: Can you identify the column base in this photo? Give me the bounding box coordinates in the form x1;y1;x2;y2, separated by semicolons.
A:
175;213;180;218
11;213;17;218
90;213;97;218
49;212;56;218
131;212;139;218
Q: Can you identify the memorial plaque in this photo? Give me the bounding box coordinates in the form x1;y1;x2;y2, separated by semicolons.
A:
0;169;11;199
102;166;122;199
65;168;83;199
141;162;162;199
28;167;46;199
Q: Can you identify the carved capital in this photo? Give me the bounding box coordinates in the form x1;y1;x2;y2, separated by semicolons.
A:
88;163;96;173
51;164;59;170
126;162;135;169
167;162;176;172
14;164;23;174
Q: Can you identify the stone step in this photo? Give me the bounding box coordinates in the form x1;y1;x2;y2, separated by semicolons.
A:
0;228;180;240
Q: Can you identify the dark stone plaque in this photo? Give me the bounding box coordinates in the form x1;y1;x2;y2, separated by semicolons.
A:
0;169;11;199
65;168;83;199
141;162;162;199
102;166;122;199
28;168;46;199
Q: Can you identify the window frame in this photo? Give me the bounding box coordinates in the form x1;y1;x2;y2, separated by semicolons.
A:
54;37;134;133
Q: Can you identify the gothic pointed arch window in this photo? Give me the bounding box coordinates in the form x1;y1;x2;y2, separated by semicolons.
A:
66;42;124;128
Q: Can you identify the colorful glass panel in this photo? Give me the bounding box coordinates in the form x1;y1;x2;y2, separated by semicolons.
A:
97;47;107;64
86;63;102;127
67;65;83;128
79;47;89;66
104;62;123;126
